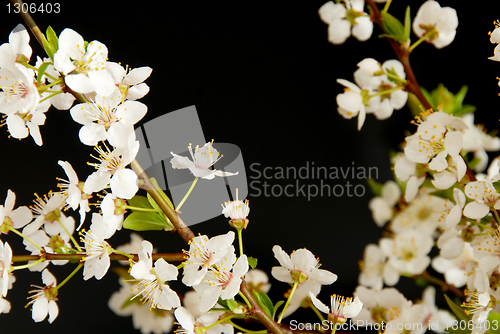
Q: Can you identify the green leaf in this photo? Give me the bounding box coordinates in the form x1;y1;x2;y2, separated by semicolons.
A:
444;294;471;323
420;86;437;110
46;26;58;50
252;290;272;318
43;26;58;60
149;177;174;209
41;35;55;60
455;105;476;117
36;62;51;84
123;211;169;231
258;292;275;319
273;300;285;320
217;298;230;310
467;157;481;171
414;276;428;287
380;11;408;43
247;256;258;269
226;299;239;311
145;178;175;231
128;195;154;211
403;6;411;42
493;180;500;195
487;311;500;334
366;178;383;197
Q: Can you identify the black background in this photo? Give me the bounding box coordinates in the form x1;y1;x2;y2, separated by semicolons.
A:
2;1;500;333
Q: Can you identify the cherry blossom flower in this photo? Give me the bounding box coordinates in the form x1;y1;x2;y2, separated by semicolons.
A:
100;193;125;230
0;63;39;115
466;261;490;294
108;279;175;334
34;56;75;110
353;59;408;121
84;138;140;199
462;291;494;329
245;269;271;294
470;231;500;274
193;253;248;313
80;213;118;280
380;230;433;277
4;95;50;146
358;243;398;289
130;240;180;310
221;189;250;229
384;302;427;334
432;243;474;288
412;0;458;49
26;269;58;323
23;224;75;272
70;88;147;148
0;241;12;297
336;79;379;130
463;180;500;220
57;160;91;230
404;111;468;173
318;0;373;45
23;192;66;236
182;231;235;287
271;246;337;295
0;24;32;69
53;28;115;96
420;286;456;333
309;292;363;325
490;25;500;62
352;286;410;326
390;191;447;235
436;188;466;260
106;62;152;101
174;307;203;334
368;180;399;227
171;141;238;179
394;153;426;202
0;189;32;232
431;155;467;190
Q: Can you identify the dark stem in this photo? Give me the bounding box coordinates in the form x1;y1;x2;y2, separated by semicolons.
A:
240;280;287;334
366;0;476;183
12;252;187;263
130;159;195;243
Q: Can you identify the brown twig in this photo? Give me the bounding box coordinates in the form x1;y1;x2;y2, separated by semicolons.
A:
12;252;187;263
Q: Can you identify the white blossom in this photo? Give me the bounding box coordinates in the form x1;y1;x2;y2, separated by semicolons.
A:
319;0;373;45
368;180;399;227
182;231;235;287
171;141;238;179
271;245;337;296
380;230;433;276
106;62;152;101
412;0;458;49
54;28;115;95
130;240;180;310
27;269;59;323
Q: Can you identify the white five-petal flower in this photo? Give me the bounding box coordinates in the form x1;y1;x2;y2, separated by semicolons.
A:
53;28;115;96
171;141;238;180
27;269;59;323
412;0;458;49
130;240;181;310
271;245;337;296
